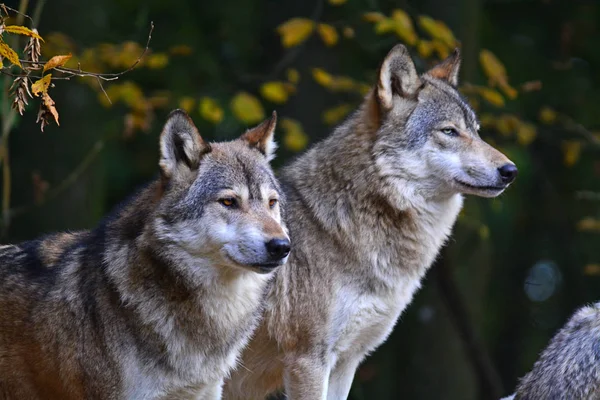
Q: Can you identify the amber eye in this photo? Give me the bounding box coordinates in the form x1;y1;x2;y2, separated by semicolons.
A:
269;199;278;209
219;198;237;208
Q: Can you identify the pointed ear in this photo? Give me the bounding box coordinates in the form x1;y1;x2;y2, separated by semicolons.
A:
240;111;278;162
377;44;422;111
425;48;461;87
159;109;209;178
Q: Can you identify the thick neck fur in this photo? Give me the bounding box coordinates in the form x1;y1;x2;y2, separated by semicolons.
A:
99;182;269;381
283;93;463;280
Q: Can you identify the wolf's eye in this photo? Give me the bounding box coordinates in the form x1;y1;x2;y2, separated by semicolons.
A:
269;199;278;209
441;127;459;137
219;198;237;208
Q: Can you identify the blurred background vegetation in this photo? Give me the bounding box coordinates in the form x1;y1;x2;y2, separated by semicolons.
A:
1;0;599;399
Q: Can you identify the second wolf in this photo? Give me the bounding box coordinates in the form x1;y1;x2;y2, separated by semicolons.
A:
0;110;289;399
224;45;518;399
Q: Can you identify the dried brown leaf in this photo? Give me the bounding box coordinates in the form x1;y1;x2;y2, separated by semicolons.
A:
43;54;72;72
31;74;52;96
42;92;59;125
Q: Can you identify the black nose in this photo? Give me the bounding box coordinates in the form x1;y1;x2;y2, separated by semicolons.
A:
498;163;518;184
265;238;291;260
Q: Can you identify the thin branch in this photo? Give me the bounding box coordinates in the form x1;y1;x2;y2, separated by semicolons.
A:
96;76;111;104
8;140;105;220
0;2;33;25
9;21;155;85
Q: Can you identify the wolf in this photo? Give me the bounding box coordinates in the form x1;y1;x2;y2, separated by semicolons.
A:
0;110;290;400
224;44;518;400
502;302;600;400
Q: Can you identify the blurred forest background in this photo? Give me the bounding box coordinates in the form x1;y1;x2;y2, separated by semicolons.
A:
1;0;599;399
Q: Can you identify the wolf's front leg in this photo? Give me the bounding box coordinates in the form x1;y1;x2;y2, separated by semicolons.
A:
283;354;330;400
195;381;223;400
326;358;361;400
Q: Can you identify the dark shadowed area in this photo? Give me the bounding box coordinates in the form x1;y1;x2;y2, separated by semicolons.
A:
1;0;599;399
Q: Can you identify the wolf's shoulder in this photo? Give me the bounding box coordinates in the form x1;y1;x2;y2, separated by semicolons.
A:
0;231;89;279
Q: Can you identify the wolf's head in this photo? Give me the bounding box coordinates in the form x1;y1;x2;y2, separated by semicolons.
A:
152;110;289;274
372;44;517;199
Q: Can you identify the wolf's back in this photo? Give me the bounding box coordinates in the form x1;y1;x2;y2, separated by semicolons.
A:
512;303;600;400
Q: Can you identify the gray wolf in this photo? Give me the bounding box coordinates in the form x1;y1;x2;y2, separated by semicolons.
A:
502;302;600;400
0;110;290;399
224;44;517;399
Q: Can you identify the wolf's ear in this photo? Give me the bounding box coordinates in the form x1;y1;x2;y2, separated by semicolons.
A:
425;48;461;87
159;109;209;178
377;44;422;111
240;111;278;162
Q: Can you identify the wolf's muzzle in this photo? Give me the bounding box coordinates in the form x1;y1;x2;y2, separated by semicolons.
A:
498;163;518;184
265;238;291;261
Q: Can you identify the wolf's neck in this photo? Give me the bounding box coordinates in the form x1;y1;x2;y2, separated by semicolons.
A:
283;106;463;279
285;109;461;232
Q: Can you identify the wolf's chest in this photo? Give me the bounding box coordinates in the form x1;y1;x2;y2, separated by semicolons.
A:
330;277;421;361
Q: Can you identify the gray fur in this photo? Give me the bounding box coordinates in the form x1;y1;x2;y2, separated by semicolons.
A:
0;110;288;399
224;44;516;399
505;303;600;400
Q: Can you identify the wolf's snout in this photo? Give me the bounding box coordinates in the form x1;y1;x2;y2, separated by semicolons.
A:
498;163;518;184
265;238;291;260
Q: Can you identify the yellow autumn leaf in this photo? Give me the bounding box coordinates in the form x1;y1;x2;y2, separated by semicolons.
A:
562;140;581;167
584;264;600;276
169;45;193;56
260;81;289;104
432;40;450;59
577;217;600;232
330;76;356;92
287;68;300;84
478;87;505;107
417;40;434;58
0;40;21;67
322;103;353;125
276;18;315;48
328;0;346;4
43;54;72;72
178;96;195;113
342;26;355;38
539;107;557;124
480;49;509;88
418;16;456;48
117;81;145;108
516;121;536;146
200;97;224;124
317;24;339;47
230;92;265;124
31;74;52;96
363;12;386;23
281;118;309;152
0;58;3;68
146;53;169;69
4;25;44;41
391;9;417;46
499;81;518;100
312;68;334;87
374;18;396;35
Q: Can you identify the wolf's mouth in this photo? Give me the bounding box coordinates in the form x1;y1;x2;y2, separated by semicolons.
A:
454;179;505;192
251;262;283;273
